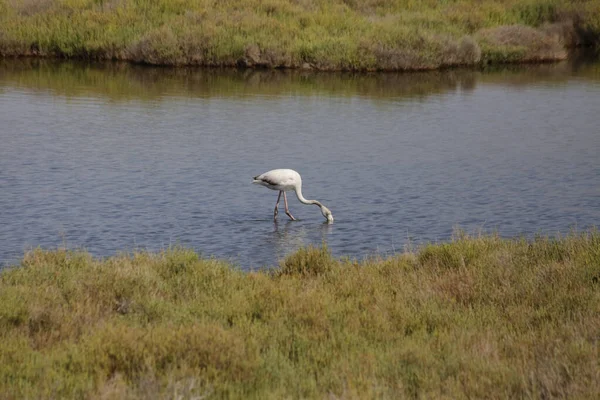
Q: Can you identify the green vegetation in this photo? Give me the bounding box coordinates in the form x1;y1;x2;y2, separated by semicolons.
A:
1;0;599;70
1;232;599;398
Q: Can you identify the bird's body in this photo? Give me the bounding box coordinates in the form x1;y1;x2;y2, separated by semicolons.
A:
253;169;333;223
253;169;301;192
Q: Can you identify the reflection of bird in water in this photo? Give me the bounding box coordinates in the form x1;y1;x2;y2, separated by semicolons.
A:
272;220;307;257
253;169;334;223
270;220;334;261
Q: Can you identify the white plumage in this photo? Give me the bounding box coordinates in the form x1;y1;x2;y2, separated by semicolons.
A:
252;169;333;223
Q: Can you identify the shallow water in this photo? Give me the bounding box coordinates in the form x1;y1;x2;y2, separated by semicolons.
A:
1;58;599;268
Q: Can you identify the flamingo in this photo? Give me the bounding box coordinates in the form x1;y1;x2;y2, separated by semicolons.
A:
252;169;334;223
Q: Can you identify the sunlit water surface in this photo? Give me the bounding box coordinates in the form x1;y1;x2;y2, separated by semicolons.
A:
1;59;599;268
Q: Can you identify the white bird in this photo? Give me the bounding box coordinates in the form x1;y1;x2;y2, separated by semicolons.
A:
252;169;334;223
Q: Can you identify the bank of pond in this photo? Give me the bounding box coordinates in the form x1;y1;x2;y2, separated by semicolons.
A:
1;0;599;70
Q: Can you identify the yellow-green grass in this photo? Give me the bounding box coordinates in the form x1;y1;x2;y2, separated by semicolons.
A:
1;232;599;398
1;0;599;70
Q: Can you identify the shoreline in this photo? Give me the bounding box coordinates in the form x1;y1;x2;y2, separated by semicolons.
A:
0;46;588;72
0;31;594;72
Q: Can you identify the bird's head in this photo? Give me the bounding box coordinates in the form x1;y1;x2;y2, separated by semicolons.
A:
320;205;334;223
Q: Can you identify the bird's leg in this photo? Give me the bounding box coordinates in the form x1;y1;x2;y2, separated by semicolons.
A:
274;191;282;221
283;192;296;221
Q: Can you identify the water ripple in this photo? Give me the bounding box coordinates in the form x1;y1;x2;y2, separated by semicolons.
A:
1;64;600;268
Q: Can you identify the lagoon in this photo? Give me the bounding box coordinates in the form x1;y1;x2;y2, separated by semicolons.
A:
1;58;599;268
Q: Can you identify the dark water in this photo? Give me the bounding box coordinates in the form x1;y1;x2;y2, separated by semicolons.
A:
1;58;599;269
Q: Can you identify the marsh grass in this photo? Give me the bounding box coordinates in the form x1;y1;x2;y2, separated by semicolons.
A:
0;0;599;70
1;232;599;398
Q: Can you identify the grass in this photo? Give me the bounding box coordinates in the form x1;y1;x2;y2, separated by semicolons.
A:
1;232;599;398
0;0;599;70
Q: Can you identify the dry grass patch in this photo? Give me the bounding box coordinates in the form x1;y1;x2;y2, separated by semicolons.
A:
478;24;567;62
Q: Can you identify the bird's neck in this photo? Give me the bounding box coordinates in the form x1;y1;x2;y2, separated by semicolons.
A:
295;186;321;207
